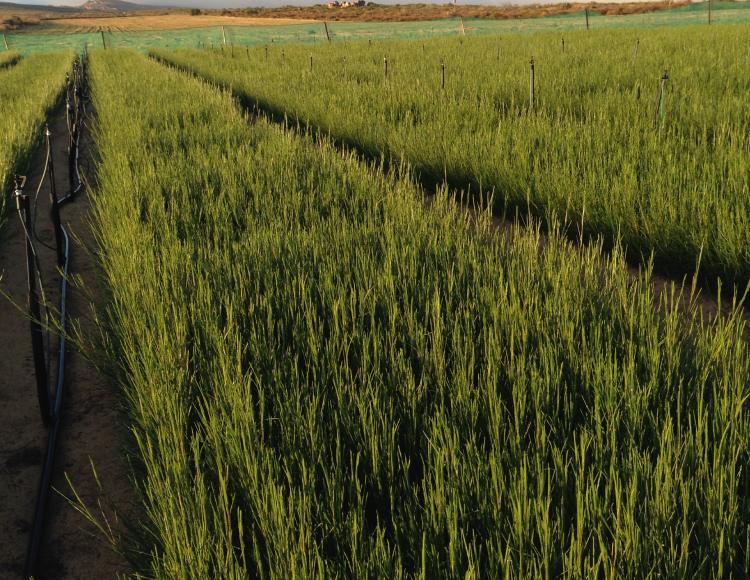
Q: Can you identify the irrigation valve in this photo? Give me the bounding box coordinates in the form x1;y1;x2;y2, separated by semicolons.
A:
13;175;27;211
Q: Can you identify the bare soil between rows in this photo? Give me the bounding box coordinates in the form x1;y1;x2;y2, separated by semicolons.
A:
0;102;134;578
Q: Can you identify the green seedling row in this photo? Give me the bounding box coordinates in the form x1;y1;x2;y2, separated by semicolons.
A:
155;24;750;286
0;52;73;227
89;49;749;577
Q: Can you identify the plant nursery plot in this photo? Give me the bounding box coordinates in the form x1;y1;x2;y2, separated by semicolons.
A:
89;49;749;577
154;24;750;286
0;51;72;225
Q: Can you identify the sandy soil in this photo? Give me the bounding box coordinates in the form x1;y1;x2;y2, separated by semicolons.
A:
48;14;317;32
0;102;135;578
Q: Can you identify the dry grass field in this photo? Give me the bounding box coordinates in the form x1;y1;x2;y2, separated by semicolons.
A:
47;14;317;32
234;1;689;23
3;1;691;32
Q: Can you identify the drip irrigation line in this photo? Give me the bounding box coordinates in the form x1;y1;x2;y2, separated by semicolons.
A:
65;76;73;139
15;201;54;390
31;139;56;253
16;173;55;375
21;54;87;580
23;225;69;580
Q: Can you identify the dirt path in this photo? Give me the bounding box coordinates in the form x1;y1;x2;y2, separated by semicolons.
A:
48;14;317;32
0;102;135;578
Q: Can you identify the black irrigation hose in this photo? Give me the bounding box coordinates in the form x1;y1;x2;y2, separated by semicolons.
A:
14;180;53;428
60;60;87;205
23;226;69;580
21;55;87;580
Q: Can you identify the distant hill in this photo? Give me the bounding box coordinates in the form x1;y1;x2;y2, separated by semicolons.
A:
0;1;77;13
0;0;155;14
80;0;154;11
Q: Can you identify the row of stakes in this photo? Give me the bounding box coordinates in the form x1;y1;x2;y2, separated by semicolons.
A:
201;31;669;90
216;34;651;62
209;42;670;122
335;53;668;125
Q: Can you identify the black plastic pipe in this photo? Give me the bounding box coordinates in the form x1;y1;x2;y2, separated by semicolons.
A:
22;57;85;579
23;226;69;580
15;177;52;428
45;126;65;268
